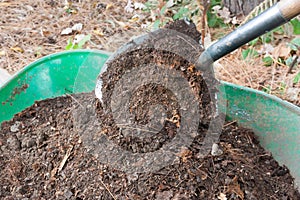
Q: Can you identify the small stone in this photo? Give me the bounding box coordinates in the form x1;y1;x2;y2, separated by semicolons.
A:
37;133;47;145
64;189;73;198
127;173;139;184
215;163;221;169
156;190;173;200
22;137;36;148
211;143;223;156
10;121;21;133
7;136;21;150
15;185;27;195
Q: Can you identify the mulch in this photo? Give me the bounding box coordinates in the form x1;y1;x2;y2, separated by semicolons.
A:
0;94;299;199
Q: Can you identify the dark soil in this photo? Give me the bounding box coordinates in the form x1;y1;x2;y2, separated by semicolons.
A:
97;19;217;155
0;94;300;199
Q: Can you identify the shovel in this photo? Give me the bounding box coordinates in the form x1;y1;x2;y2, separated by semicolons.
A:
90;0;300;174
96;0;300;99
196;0;300;70
95;0;300;137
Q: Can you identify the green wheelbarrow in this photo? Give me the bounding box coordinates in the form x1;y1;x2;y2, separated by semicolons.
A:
0;50;299;190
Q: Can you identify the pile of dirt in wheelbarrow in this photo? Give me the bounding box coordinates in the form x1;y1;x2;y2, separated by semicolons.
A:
0;94;300;199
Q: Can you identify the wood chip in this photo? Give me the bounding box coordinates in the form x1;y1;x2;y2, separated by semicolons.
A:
58;145;74;172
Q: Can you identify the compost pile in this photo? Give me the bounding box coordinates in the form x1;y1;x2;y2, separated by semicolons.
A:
1;95;300;199
96;20;216;155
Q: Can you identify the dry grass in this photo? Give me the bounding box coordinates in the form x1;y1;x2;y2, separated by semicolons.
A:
215;48;300;105
0;0;299;105
0;0;145;73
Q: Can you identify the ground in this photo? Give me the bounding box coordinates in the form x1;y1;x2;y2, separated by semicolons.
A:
0;0;299;106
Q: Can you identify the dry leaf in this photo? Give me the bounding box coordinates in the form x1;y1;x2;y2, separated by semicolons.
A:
272;43;291;59
61;23;83;35
61;27;73;35
10;47;24;53
41;29;51;37
113;19;131;29
73;34;85;43
259;43;274;54
172;193;189;200
72;23;83;32
212;6;237;24
218;193;227;200
134;2;146;10
187;64;195;72
0;3;11;6
156;190;173;200
166;0;174;8
50;166;58;179
286;88;300;101
106;3;113;10
193;168;208;181
93;29;104;37
226;176;244;199
176;147;192;162
129;14;141;23
218;7;231;23
124;0;134;13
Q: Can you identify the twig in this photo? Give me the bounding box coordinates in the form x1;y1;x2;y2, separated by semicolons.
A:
270;56;287;68
58;145;74;172
288;55;298;74
5;48;11;71
116;124;159;134
50;145;74;179
239;57;255;88
66;93;84;108
200;0;210;45
287;42;300;74
176;35;198;51
269;61;276;95
99;178;117;200
223;120;237;127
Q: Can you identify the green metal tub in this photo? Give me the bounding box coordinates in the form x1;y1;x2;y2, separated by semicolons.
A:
0;50;299;190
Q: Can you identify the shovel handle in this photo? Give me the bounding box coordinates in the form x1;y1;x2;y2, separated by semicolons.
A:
197;0;300;69
278;0;300;20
